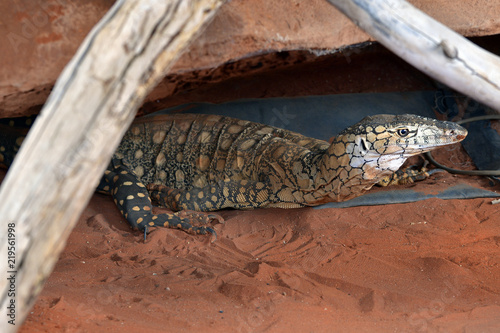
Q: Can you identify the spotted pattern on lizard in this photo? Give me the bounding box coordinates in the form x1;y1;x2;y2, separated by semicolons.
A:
1;113;467;237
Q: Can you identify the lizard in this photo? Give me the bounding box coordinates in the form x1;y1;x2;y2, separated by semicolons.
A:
0;113;467;238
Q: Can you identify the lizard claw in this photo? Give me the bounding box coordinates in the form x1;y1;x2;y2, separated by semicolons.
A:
203;226;217;243
207;213;225;224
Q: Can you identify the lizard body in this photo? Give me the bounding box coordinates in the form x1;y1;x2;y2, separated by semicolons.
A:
1;113;467;236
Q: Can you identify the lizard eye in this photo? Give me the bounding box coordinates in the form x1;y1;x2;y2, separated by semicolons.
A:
397;128;409;137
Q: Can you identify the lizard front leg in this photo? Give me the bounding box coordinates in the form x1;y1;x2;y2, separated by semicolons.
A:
377;161;444;186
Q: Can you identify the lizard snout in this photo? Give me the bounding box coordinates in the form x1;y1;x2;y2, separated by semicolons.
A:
448;125;468;142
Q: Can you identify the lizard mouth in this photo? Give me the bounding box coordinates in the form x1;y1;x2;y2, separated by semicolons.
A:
361;126;468;172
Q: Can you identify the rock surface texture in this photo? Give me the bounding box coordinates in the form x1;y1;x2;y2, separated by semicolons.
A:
2;0;500;117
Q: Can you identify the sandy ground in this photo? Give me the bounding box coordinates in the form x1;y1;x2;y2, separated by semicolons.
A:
8;144;499;332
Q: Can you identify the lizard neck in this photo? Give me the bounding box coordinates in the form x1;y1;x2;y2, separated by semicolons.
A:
307;135;395;204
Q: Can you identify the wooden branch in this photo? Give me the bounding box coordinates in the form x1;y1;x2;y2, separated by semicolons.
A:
326;0;500;113
0;0;226;330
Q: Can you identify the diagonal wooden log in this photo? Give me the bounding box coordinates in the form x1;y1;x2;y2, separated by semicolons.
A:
326;0;500;113
0;0;227;330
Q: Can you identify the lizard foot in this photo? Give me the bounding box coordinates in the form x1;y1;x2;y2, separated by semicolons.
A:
141;211;222;242
378;166;445;186
173;211;221;242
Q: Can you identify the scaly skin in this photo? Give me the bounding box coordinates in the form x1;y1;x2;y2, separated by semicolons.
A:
1;113;467;237
100;113;466;235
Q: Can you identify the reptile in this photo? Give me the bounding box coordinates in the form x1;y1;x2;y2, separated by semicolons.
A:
0;113;467;237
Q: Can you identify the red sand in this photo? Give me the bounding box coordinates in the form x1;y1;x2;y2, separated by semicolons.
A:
10;146;500;332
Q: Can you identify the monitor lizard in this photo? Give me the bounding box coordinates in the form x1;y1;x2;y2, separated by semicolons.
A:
0;113;467;238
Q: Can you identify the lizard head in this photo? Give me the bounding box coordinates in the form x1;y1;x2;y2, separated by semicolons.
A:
332;114;467;179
